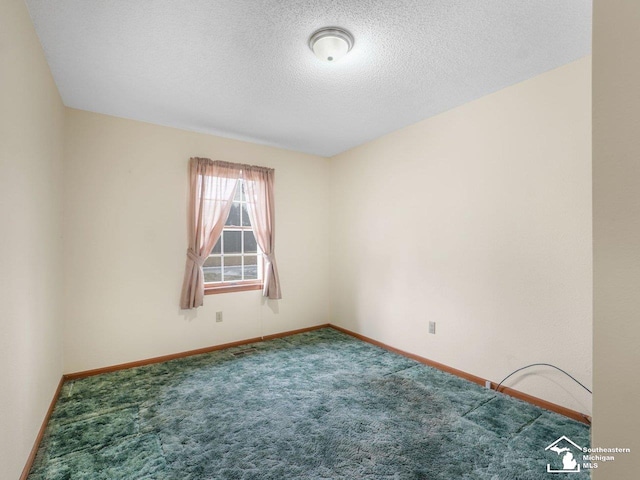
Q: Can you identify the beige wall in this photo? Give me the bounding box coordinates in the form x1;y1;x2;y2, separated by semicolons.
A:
330;57;592;414
592;0;640;477
62;109;331;373
0;0;65;478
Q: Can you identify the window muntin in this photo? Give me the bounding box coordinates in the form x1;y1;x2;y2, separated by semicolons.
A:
203;180;262;285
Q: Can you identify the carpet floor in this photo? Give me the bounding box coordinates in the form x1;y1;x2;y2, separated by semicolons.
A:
28;328;590;479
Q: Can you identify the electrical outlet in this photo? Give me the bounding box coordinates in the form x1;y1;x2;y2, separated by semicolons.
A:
485;380;492;390
428;321;436;334
216;311;223;323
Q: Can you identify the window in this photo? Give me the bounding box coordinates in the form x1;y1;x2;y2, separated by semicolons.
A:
180;157;281;308
202;180;263;294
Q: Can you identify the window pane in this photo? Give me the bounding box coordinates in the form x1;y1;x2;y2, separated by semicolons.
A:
244;231;257;253
203;256;221;282
223;230;241;253
223;256;242;281
203;256;219;268
225;203;241;226
234;181;242;201
212;237;221;254
241;204;252;227
243;255;258;280
241;181;246;202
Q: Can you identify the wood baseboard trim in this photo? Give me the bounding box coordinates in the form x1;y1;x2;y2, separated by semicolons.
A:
64;324;331;381
329;324;591;425
494;383;591;424
260;324;330;341
20;376;65;480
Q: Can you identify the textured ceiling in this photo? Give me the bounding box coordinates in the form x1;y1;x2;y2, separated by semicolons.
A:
25;1;592;157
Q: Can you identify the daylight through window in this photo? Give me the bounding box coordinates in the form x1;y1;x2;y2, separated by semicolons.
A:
203;180;262;284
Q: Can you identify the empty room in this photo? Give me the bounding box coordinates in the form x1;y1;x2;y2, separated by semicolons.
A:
2;0;639;479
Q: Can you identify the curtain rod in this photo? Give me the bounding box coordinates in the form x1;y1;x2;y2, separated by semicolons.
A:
191;157;274;173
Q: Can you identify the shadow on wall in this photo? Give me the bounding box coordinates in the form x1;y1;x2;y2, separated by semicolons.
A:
262;297;279;315
178;308;199;322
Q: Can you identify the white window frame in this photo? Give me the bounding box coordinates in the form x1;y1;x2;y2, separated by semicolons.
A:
203;179;264;295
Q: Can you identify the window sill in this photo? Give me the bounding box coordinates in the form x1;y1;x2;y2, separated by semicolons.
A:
204;282;263;295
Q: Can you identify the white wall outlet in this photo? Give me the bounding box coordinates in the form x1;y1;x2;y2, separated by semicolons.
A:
215;311;223;323
428;321;436;334
485;380;492;390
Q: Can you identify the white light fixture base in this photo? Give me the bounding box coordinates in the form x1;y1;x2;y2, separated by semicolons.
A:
309;27;354;62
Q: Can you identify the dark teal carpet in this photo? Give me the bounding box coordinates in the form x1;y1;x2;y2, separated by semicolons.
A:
28;328;590;479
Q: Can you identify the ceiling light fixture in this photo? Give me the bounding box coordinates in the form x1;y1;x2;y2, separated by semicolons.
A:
309;27;354;62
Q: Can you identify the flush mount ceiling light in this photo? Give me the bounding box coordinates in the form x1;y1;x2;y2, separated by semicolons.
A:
309;27;354;62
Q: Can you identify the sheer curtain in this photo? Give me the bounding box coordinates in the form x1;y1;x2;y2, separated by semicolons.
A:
180;158;282;308
244;165;282;299
180;158;240;309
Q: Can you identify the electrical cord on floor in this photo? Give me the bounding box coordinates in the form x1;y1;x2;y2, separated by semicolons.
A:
495;363;592;394
494;363;593;425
